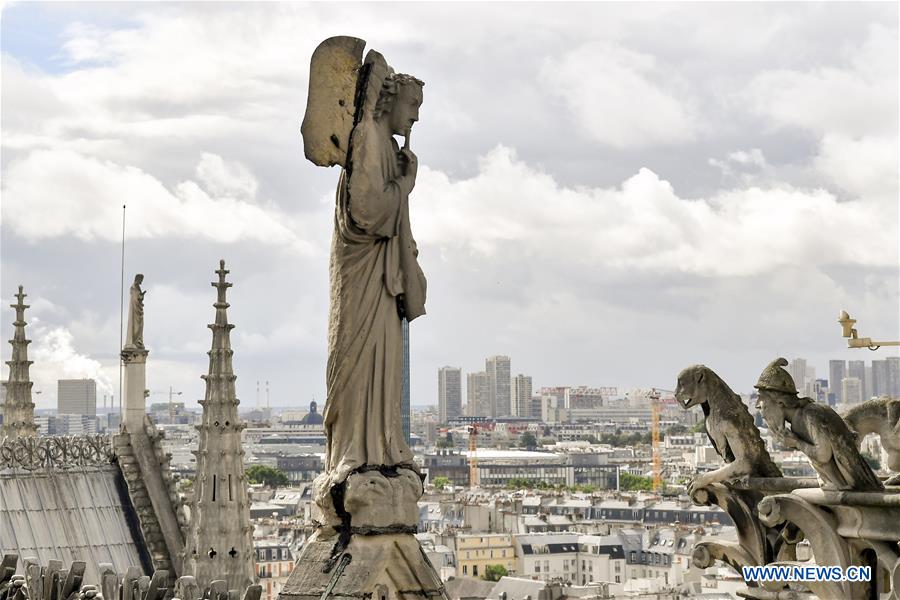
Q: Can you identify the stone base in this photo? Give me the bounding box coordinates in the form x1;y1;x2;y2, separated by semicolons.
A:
313;466;423;532
278;531;447;600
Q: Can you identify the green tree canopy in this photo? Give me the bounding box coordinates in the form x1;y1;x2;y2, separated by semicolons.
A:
619;472;654;491
245;465;290;487
519;432;538;449
484;564;508;582
432;476;450;490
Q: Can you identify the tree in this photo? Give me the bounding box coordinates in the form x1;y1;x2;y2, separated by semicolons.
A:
484;564;508;582
691;421;707;435
432;476;450;491
666;424;688;436
619;472;654;491
436;433;454;448
520;432;538;449
245;465;290;487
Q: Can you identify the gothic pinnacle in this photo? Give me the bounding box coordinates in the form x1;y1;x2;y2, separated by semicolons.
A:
2;285;37;440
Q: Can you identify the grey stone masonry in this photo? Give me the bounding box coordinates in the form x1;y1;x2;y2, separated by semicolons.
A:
1;286;37;441
185;261;255;593
113;427;180;587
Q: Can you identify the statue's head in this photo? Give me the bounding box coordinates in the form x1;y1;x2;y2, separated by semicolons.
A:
374;73;424;136
754;357;797;396
675;364;715;409
135;273;144;284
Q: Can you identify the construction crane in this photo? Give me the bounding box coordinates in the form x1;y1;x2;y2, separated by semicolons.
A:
627;388;675;493
468;426;478;489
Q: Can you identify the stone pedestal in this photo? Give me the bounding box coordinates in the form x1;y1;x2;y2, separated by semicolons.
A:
122;347;149;433
278;532;446;600
280;466;446;599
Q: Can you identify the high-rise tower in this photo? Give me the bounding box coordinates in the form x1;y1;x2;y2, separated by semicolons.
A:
486;355;511;417
438;366;462;423
2;286;37;440
186;260;255;591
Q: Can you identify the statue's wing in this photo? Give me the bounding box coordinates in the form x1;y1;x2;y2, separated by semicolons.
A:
830;429;883;491
301;36;366;168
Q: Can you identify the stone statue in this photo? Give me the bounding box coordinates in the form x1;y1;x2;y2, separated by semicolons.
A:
844;397;900;485
755;357;883;491
124;274;146;350
675;364;782;495
302;37;426;527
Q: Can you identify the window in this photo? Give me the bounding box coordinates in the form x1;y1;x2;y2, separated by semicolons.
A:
535;564;540;573
473;565;478;577
463;565;467;575
615;576;621;583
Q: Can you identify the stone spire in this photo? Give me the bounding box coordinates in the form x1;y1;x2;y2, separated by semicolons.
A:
2;286;37;440
186;260;255;592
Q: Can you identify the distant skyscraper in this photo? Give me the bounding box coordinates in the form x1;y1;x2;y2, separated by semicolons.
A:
485;355;511;417
511;374;533;417
58;379;97;416
402;319;410;444
872;360;889;397
887;356;900;398
438;366;462;423
848;360;866;400
829;360;847;404
841;377;862;405
467;371;490;417
788;358;807;391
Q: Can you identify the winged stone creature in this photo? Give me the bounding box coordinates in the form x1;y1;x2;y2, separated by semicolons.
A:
676;364;782;495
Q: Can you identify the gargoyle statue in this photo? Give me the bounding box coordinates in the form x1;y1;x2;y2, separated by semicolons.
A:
844;397;900;486
676;364;782;495
755;357;883;492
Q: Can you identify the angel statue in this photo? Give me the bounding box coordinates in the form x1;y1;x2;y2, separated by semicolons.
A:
301;37;427;523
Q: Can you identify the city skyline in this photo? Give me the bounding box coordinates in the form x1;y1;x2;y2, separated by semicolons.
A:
1;3;897;410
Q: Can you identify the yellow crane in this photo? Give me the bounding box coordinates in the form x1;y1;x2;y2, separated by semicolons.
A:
468;425;478;489
628;388;674;493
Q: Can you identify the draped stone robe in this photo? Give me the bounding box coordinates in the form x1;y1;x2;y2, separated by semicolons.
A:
124;281;144;349
323;117;426;486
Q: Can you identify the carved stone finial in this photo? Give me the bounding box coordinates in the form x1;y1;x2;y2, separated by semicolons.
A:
2;285;37;441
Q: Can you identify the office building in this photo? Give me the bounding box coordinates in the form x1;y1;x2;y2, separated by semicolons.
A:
402;319;410;444
511;374;533;418
888;357;900;397
57;379;97;416
841;377;863;405
872;360;889;397
828;360;847;404
848;360;866;401
467;371;490;417
438;366;462;423
485;355;511;417
788;358;807;392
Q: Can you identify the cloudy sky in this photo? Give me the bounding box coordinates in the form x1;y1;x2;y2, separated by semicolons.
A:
2;2;898;411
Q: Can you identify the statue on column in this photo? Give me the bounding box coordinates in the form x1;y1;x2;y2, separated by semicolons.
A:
124;274;147;351
301;37;426;529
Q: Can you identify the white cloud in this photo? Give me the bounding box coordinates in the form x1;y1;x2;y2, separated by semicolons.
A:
744;24;897;138
1;149;313;252
27;322;116;404
414;146;895;277
814;134;899;202
540;41;698;148
195;153;259;202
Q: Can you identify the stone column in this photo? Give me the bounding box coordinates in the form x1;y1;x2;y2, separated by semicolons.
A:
122;347;149;433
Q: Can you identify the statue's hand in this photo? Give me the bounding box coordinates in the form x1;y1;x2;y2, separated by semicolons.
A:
780;432;801;449
399;148;418;180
